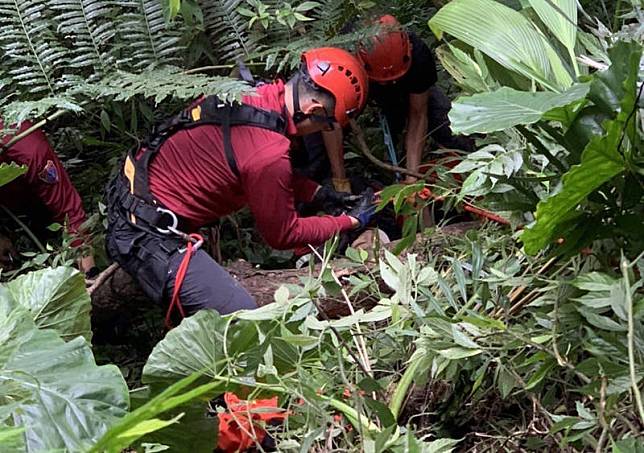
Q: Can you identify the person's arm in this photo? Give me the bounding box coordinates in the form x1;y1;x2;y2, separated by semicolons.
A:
291;173;320;203
322;126;351;193
14;128;94;273
244;151;355;250
16;129;87;233
404;90;430;183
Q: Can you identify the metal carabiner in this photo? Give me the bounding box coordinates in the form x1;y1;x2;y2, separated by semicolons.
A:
155;207;179;234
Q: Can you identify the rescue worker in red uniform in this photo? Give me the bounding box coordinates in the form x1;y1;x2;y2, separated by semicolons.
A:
324;15;474;193
106;48;374;322
0;121;96;274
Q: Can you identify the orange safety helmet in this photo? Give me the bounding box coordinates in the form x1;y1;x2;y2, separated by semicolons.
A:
357;15;412;83
300;47;368;127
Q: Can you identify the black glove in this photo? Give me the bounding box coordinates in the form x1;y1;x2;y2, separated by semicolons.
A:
85;266;100;279
313;184;359;206
348;188;376;228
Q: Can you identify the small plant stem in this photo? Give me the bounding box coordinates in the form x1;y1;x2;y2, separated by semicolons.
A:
595;376;609;453
1;109;67;154
613;0;624;31
552;289;567;367
308;293;374;381
517;126;568;174
87;262;119;294
622;254;644;425
350;120;425;179
309;245;373;376
183;62;265;75
1;204;46;253
389;349;426;420
595;426;608;453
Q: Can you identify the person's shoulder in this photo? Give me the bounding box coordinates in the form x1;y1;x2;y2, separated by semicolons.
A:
409;32;434;65
404;32;437;90
2;122;50;164
235;125;290;174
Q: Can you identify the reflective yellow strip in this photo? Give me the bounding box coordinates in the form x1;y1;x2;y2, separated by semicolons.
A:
191;105;202;121
124;156;136;194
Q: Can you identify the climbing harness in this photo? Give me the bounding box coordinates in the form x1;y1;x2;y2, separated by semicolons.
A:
110;90;288;328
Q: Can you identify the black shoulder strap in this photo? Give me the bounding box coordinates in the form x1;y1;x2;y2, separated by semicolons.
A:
126;95;288;203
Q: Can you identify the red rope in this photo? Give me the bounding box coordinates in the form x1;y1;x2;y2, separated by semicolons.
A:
463;203;511;226
165;233;203;329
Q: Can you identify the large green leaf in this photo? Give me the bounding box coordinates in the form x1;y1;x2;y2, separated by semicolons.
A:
521;42;643;254
143;310;256;384
91;373;221;453
528;0;579;75
0;162;26;187
449;83;589;134
429;0;573;91
4;266;91;341
0;293;129;452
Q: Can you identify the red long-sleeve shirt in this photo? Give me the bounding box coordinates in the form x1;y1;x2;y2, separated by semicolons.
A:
0;121;86;233
147;80;353;250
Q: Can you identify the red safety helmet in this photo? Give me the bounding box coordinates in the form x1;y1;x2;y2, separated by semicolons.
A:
300;47;368;127
357;15;412;83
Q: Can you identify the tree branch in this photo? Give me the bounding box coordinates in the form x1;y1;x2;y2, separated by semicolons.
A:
349;120;425;180
88;262;120;295
1;109;67;154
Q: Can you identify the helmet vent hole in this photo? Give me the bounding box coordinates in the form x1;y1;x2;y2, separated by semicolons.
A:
351;76;358;84
338;66;344;71
345;69;352;77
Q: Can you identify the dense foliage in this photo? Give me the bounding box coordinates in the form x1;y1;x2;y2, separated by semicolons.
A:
0;0;642;452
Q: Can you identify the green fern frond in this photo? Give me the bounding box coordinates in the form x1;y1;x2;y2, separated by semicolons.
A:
256;30;368;72
0;0;67;95
116;0;185;69
74;66;252;104
50;0;118;76
1;95;82;124
200;0;258;63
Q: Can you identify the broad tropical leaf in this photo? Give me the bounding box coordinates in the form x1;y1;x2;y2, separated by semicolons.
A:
429;0;573;91
4;266;92;341
90;373;220;453
0;162;26;187
528;0;579;75
0;293;128;452
521;41;642;254
143;310;256;384
449;83;589;134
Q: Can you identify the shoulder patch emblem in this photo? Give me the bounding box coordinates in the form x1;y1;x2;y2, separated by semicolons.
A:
38;160;59;184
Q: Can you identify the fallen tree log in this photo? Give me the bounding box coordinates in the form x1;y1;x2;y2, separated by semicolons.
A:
90;222;481;344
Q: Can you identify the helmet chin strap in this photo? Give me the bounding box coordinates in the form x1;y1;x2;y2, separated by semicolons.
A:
292;75;306;125
292;72;336;130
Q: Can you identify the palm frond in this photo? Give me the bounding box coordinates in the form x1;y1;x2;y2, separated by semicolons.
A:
50;0;118;76
116;0;185;70
200;0;258;63
0;0;67;95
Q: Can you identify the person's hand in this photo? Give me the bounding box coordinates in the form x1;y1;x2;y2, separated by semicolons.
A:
79;255;99;279
332;177;352;194
348;188;376;229
313;184;359;207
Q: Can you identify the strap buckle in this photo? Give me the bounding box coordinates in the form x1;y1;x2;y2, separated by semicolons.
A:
155;207;178;234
